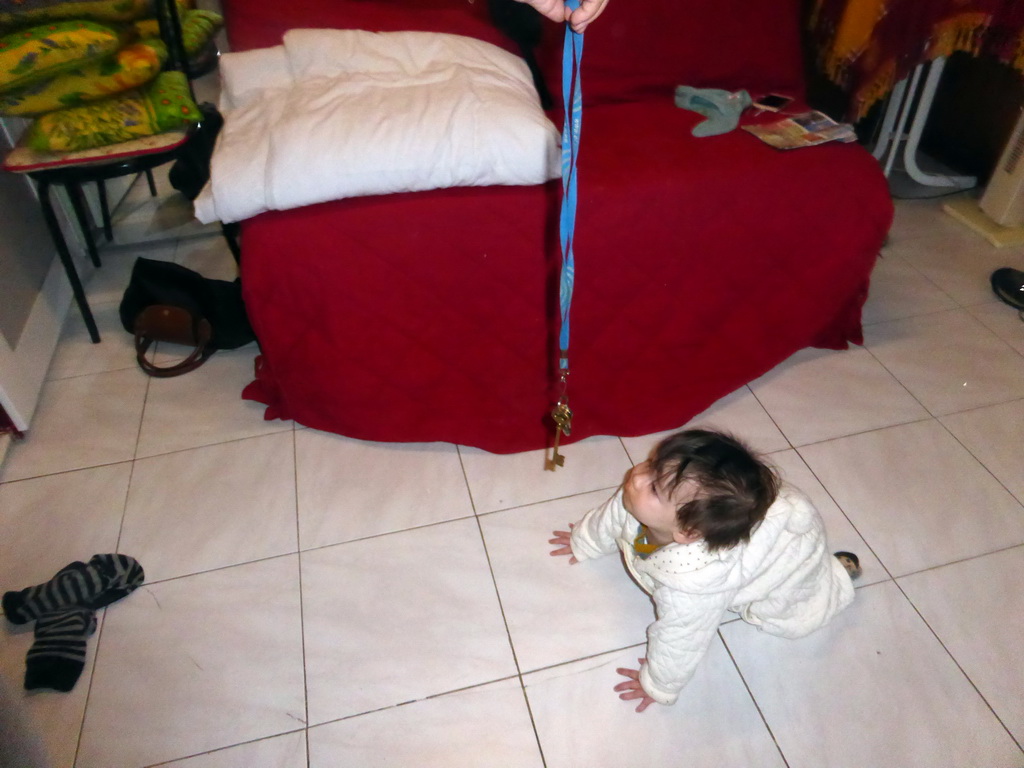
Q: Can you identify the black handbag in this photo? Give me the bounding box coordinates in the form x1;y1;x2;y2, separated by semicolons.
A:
119;258;255;377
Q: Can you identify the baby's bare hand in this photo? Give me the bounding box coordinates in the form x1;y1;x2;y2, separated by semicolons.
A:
548;524;577;563
614;659;656;713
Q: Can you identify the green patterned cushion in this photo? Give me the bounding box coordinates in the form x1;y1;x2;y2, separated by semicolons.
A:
0;38;166;115
178;8;220;55
25;69;200;151
0;20;124;93
0;0;151;29
133;8;221;56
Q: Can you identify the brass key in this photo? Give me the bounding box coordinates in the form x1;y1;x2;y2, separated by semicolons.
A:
546;401;573;471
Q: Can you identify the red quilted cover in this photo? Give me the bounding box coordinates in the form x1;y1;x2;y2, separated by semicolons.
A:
533;0;806;106
222;0;511;52
226;0;894;452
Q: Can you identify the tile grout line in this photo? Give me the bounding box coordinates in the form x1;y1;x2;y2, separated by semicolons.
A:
139;728;307;768
745;384;797;453
717;629;792;768
130;426;292;466
961;303;1024;362
517;641;644;679
778;414;933;453
114;519;1024;599
858;334;941;422
859;301;993;329
45;362;141;385
290;428;313;768
934;403;1024;509
745;384;905;583
68;226;249;764
455;444;478;516
474;484;623;519
303;673;525;727
132;429;308;768
888;577;1024;755
70;453;139;765
892;541;1024;581
788;446;898;585
473;512;550;768
931;392;1024;419
870;242;965;316
861;305;1024;412
778;397;1024;582
961;304;1024;363
72;230;155;768
457;443;549;768
782;369;1023;752
0;457;136;487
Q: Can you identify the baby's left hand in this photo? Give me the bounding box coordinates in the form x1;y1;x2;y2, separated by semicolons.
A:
548;524;577;563
614;658;657;713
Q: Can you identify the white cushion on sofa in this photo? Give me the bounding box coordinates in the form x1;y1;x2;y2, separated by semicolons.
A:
196;29;560;224
217;44;291;111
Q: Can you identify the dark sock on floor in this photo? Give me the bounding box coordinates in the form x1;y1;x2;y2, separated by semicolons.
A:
24;608;97;692
834;551;862;581
3;554;144;624
85;554;145;610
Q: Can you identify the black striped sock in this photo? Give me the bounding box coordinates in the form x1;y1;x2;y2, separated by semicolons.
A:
86;554;145;610
2;554;144;624
24;608;97;692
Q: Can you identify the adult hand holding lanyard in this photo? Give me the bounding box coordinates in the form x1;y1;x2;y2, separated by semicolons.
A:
513;0;611;33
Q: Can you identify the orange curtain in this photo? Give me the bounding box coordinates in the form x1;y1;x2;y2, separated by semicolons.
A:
808;0;1024;120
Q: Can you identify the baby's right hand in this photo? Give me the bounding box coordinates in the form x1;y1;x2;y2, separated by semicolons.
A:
549;524;577;563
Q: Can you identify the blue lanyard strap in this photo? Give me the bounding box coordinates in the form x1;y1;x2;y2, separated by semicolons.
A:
558;1;583;374
546;1;583;471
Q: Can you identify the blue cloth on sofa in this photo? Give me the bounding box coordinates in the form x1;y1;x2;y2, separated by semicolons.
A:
674;86;751;137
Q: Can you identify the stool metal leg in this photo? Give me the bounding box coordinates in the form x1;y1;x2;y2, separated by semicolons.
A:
901;57;976;188
145;168;157;196
38;180;100;344
66;181;102;268
96;179;113;241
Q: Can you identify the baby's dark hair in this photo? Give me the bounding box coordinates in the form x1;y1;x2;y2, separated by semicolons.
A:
651;429;779;552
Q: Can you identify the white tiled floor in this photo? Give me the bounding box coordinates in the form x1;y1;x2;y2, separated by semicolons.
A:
2;181;1024;767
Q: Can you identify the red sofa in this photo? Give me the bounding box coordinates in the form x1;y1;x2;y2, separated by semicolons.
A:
223;0;894;453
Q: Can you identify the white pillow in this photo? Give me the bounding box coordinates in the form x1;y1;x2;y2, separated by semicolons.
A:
283;28;538;82
196;30;560;224
217;44;291;111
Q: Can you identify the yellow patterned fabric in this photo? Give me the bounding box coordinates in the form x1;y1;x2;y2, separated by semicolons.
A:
808;0;1024;121
813;0;886;87
25;69;198;151
926;11;993;60
1;38;165;115
178;9;220;55
0;19;124;93
0;0;151;29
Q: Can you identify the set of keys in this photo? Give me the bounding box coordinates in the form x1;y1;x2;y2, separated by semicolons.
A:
546;399;573;471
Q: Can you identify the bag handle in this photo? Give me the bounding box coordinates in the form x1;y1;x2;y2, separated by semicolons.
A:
134;313;214;378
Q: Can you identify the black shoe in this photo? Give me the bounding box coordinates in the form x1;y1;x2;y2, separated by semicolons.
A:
990;268;1024;310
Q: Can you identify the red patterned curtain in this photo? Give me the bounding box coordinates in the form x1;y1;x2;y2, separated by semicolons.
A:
809;0;1024;120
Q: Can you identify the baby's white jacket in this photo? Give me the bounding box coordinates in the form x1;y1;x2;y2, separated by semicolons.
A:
569;486;854;705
